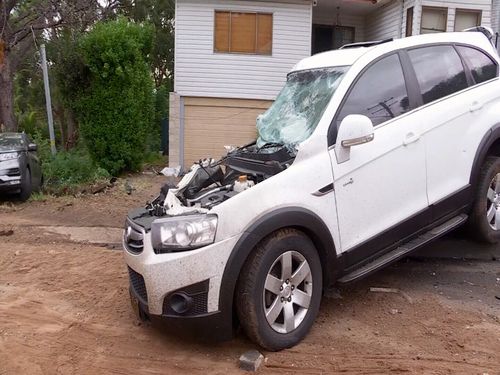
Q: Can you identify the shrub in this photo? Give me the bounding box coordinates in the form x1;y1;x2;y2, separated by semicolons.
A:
32;131;52;161
76;18;155;175
41;149;110;194
32;133;110;194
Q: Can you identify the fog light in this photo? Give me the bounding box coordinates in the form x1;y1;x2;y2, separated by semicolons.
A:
169;292;193;315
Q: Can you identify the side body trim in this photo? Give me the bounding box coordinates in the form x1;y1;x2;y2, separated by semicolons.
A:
313;183;334;196
340;185;472;272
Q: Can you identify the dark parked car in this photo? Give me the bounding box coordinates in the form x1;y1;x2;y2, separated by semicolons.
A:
0;133;42;201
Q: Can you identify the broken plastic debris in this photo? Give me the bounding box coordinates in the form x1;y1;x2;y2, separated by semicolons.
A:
161;166;181;177
224;145;237;153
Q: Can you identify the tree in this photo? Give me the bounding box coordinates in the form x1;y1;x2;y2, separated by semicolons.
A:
0;0;111;132
76;18;155;175
117;0;174;154
118;0;175;87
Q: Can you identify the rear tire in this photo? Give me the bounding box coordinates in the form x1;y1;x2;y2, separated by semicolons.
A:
235;229;322;351
18;168;32;202
468;156;500;243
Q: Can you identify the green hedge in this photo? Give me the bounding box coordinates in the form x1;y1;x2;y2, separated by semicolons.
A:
76;19;155;175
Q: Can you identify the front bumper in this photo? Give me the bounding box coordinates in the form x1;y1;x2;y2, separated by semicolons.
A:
132;288;232;341
0;160;21;191
123;224;239;339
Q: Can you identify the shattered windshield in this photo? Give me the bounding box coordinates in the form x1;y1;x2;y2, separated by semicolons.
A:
256;66;348;148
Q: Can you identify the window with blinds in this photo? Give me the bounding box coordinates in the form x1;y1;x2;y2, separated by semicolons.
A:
454;10;481;31
421;7;447;34
214;11;273;55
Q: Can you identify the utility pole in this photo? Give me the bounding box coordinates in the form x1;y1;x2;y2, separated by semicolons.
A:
40;44;56;155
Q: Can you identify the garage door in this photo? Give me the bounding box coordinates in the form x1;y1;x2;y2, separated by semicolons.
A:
183;97;272;167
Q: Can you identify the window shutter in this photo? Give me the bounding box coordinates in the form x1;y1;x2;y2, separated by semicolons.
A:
214;11;230;52
214;11;272;55
257;14;273;54
231;12;257;53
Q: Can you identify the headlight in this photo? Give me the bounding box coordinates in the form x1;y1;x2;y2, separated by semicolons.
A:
0;152;19;162
151;214;218;252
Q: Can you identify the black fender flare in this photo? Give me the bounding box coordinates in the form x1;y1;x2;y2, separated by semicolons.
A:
470;123;500;189
217;206;339;330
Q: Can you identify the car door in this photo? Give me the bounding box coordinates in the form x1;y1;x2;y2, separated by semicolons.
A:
407;44;499;219
329;53;429;265
405;45;476;217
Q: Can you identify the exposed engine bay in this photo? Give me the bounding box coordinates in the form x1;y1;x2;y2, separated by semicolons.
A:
145;142;295;217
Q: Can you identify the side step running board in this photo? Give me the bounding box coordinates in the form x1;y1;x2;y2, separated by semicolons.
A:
337;214;468;284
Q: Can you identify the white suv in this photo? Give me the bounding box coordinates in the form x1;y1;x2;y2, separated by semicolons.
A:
123;31;500;350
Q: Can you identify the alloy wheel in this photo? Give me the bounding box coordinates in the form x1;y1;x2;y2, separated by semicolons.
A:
486;173;500;230
262;250;313;334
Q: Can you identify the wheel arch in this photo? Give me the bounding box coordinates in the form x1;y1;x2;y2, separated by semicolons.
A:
470;123;500;189
218;207;339;330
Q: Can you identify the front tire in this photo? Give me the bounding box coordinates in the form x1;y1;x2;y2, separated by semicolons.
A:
468;156;500;243
18;168;32;202
236;229;322;351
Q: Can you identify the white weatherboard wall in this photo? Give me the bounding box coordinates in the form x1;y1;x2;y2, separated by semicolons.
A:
493;0;500;53
175;0;312;101
401;0;419;37
365;0;403;41
419;1;492;32
493;0;499;32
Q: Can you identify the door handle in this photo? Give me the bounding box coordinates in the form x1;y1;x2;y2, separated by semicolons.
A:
470;101;483;112
403;132;420;146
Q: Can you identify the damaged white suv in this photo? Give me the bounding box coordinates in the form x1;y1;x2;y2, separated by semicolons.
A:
124;31;500;350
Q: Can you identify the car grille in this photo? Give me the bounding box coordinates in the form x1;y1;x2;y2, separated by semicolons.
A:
0;168;20;178
190;293;208;316
6;168;20;177
124;219;144;254
128;267;148;304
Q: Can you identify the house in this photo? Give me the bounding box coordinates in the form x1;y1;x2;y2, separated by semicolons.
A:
169;0;500;168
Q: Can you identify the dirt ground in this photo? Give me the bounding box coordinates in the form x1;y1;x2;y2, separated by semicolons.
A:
0;174;499;374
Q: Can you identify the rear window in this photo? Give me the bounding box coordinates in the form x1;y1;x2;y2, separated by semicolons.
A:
456;46;498;84
408;45;468;105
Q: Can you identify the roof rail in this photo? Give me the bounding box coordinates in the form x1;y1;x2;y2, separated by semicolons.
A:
340;38;393;50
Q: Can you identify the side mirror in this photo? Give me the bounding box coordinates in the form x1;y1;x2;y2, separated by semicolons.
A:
28;143;38;152
335;114;374;164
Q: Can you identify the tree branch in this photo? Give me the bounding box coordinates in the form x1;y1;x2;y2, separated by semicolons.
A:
9;18;64;49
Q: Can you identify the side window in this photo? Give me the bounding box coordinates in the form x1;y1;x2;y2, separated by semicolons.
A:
408;45;468;105
456;46;498;84
337;54;410;127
